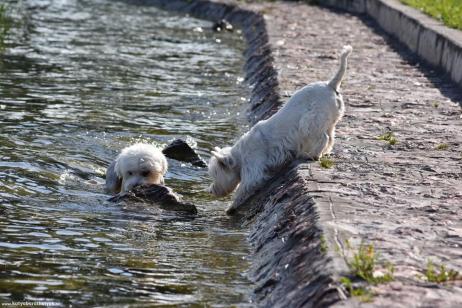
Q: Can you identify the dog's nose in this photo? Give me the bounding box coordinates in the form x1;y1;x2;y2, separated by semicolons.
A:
126;181;142;192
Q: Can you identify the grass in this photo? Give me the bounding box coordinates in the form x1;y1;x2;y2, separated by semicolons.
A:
401;0;462;30
340;277;374;303
425;260;459;283
340;241;395;302
319;156;334;169
0;4;12;52
320;235;328;254
347;243;395;285
377;131;398;145
435;143;449;150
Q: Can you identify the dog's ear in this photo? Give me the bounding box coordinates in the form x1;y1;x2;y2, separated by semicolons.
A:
105;160;122;194
211;150;222;159
212;151;236;169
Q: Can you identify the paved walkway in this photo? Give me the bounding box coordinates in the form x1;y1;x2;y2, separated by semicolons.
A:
234;1;462;306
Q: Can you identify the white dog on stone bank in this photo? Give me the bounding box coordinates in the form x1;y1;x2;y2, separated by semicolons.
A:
208;45;352;214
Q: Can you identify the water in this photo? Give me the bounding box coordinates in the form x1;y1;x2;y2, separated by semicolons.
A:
0;0;252;306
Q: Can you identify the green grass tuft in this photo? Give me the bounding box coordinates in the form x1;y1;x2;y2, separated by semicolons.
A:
319;156;334;169
435;143;449;150
377;131;398;145
348;243;394;285
425;260;459;283
340;277;374;303
401;0;462;30
339;241;395;302
320;235;328;254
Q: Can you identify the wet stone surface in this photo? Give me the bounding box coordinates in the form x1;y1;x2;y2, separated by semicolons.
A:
162;139;207;168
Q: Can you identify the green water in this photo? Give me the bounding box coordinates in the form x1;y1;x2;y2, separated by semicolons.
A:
0;0;252;306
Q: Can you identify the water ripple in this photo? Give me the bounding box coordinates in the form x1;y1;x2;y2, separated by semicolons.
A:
0;0;252;305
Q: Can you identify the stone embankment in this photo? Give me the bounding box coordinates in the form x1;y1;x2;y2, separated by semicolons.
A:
131;0;462;306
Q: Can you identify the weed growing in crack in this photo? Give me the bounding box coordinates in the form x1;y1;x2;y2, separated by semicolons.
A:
320;235;328;255
339;277;374;303
339;240;395;302
435;143;449;150
347;242;394;284
377;132;398;145
319;156;334;169
424;260;459;283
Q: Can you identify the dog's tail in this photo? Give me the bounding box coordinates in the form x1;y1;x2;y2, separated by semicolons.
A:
327;45;352;92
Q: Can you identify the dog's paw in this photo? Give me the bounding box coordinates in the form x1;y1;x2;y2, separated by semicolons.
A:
225;203;240;215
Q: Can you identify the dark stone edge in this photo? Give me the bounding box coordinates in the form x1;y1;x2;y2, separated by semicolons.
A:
321;0;462;89
239;162;349;307
125;0;347;306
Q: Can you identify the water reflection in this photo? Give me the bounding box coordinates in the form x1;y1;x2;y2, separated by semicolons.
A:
0;0;252;305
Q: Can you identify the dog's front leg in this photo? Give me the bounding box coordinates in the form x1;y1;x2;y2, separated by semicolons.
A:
226;166;268;214
226;184;254;214
302;131;329;160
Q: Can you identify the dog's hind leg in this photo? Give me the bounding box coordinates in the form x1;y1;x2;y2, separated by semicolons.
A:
300;132;329;160
298;113;329;160
323;124;336;155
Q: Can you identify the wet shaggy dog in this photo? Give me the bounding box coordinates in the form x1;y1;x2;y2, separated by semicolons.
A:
106;143;168;194
208;45;352;214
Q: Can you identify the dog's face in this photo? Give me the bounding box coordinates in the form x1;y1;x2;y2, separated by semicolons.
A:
114;144;168;193
207;146;240;197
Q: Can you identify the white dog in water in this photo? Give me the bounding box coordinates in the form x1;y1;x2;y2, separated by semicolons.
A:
208;45;352;214
106;143;168;194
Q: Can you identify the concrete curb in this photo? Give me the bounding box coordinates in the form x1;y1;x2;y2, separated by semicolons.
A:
126;0;347;306
321;0;462;88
